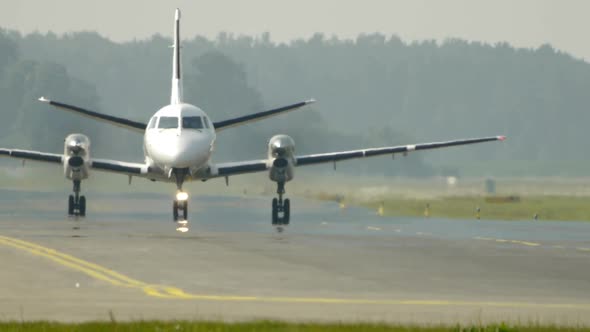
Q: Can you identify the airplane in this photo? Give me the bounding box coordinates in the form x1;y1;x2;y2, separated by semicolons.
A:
0;9;505;232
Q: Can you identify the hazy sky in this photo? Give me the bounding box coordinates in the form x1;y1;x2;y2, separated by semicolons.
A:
1;0;589;60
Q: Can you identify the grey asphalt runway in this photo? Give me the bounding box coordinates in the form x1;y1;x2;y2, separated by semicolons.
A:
0;189;589;325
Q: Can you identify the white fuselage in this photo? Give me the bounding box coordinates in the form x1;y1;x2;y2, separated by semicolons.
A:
143;103;216;178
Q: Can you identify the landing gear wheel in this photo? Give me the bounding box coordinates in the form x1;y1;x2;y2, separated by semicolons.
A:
68;195;75;216
79;196;86;217
283;198;290;225
272;198;279;225
181;200;188;220
173;201;179;222
171;169;190;230
67;180;86;218
173;197;189;232
271;181;292;227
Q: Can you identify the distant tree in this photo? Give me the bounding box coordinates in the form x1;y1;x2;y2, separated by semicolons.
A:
10;29;590;176
0;30;18;74
0;59;100;152
185;52;267;160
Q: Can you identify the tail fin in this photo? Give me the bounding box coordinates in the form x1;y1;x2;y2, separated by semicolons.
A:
170;8;183;104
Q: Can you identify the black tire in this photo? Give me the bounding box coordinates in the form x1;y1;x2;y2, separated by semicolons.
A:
79;196;86;217
68;195;75;216
182;201;188;220
283;198;290;225
173;201;179;221
272;198;278;225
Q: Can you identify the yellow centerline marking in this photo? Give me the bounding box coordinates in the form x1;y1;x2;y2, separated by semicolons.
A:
2;234;590;309
0;235;170;297
0;235;144;287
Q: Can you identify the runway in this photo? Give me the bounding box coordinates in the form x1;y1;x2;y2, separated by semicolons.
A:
0;189;589;325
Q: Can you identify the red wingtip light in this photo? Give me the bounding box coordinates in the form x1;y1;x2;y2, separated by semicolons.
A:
497;135;507;141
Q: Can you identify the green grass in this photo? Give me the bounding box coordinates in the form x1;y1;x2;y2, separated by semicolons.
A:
1;321;589;332
360;196;590;221
436;159;590;178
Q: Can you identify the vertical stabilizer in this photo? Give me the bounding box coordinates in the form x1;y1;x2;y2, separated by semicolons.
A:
171;8;183;104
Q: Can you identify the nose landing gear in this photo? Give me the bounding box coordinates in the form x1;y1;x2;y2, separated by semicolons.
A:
172;168;189;232
272;181;290;227
67;180;86;217
173;192;189;232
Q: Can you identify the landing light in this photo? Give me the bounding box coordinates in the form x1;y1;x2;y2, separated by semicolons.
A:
176;192;189;201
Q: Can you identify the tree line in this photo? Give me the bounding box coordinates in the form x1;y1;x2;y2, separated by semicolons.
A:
1;29;589;177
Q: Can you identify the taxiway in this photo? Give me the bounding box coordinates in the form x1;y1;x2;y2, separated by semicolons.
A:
0;190;589;325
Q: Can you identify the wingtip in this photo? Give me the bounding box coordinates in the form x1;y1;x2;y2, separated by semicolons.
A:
497;135;507;141
38;96;50;103
175;8;181;20
305;98;317;105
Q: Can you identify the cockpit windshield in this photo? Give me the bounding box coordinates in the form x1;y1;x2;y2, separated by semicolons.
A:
147;117;157;129
158;116;178;129
182;116;204;129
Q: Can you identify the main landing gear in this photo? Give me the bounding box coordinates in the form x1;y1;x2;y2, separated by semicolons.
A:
67;180;86;217
272;181;290;227
172;168;189;232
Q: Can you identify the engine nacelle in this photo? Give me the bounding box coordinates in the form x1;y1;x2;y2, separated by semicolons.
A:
268;135;295;183
63;134;90;181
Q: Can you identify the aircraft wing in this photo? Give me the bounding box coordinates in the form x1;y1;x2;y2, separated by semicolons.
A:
0;148;150;177
213;99;315;131
212;136;505;177
0;149;63;164
90;158;150;176
38;97;147;133
215;159;269;177
296;136;505;166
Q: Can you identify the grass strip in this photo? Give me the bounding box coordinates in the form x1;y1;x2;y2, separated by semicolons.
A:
356;196;590;221
1;321;589;332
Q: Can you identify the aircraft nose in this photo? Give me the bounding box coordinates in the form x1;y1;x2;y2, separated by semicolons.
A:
168;133;210;168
